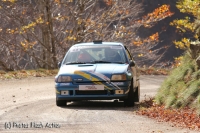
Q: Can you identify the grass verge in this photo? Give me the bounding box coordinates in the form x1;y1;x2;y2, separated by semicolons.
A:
155;53;200;113
0;69;58;80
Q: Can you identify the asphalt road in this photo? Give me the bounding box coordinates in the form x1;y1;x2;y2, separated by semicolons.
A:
0;75;198;133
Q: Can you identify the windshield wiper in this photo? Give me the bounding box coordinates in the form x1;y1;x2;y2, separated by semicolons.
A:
66;61;124;64
65;62;86;65
90;61;124;64
91;60;112;63
112;62;124;64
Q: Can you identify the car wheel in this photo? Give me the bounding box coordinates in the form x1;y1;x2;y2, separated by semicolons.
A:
56;100;67;106
134;87;140;102
124;80;135;107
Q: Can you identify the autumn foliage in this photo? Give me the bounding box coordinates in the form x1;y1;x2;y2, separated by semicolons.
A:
137;99;200;131
136;5;174;28
170;0;200;50
0;0;174;71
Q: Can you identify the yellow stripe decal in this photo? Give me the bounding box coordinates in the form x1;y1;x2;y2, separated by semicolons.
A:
74;70;111;90
88;71;121;90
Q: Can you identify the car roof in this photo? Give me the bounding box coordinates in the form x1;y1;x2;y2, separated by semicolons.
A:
73;41;124;47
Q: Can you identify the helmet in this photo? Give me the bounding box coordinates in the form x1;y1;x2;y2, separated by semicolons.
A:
105;48;121;62
77;52;91;62
105;48;117;58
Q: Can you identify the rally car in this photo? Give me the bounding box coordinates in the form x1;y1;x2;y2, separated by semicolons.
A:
55;41;140;107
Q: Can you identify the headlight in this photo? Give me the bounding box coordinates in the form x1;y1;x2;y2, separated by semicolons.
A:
57;76;72;82
111;74;126;81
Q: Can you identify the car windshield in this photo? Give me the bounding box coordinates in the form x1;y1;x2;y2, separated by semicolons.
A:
63;45;128;64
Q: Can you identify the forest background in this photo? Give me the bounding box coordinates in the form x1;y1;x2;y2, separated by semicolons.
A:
0;0;184;71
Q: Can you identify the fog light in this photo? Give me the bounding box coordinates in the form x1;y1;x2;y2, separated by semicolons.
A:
61;91;69;95
115;90;124;94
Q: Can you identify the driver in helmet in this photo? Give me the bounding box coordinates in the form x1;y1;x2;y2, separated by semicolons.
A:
77;52;92;62
105;48;121;62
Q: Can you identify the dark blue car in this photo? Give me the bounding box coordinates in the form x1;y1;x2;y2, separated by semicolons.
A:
55;41;140;107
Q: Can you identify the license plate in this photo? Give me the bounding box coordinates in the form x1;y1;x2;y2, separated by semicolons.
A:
79;85;104;90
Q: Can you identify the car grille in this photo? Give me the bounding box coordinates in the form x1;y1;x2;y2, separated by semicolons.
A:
75;90;114;95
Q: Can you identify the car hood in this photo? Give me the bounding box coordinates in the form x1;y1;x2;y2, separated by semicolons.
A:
58;64;129;81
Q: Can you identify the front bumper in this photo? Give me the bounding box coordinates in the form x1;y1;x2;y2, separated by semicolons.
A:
55;81;130;101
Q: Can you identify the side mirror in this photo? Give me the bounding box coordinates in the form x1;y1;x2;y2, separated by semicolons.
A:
58;62;61;68
129;60;135;67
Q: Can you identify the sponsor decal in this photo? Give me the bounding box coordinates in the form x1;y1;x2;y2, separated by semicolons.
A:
110;46;122;49
60;83;70;86
86;85;97;90
74;78;83;81
70;48;80;52
111;82;124;85
79;85;104;90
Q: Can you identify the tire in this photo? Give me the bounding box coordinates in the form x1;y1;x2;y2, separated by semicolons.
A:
124;80;135;107
134;87;140;102
56;99;67;106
